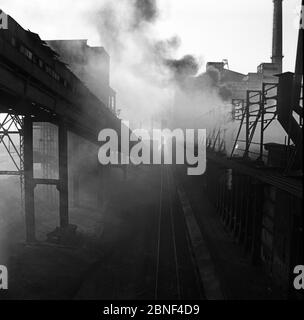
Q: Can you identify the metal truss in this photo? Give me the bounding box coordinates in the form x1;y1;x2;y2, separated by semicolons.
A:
284;22;303;174
0;112;24;214
230;83;278;161
207;127;227;154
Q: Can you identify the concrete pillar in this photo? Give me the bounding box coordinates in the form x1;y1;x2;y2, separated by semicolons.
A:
58;122;69;228
24;116;35;242
72;173;80;208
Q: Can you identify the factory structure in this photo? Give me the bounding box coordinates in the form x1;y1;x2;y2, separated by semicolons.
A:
183;0;302;298
31;39;118;215
207;0;283;99
0;11;121;242
46;40;116;114
0;0;302;300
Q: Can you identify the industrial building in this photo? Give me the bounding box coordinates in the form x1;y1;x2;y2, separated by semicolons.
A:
46;39;116;114
0;0;303;301
187;0;302;298
31;39;119;217
0;12;121;242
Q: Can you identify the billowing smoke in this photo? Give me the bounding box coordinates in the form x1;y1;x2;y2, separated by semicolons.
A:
165;55;200;79
88;0;228;129
133;0;158;27
205;66;232;101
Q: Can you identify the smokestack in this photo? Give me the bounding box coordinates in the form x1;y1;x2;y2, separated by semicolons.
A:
271;0;283;73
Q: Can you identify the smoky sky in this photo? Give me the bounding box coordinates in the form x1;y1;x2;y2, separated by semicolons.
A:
176;65;232;102
133;0;159;27
91;0;232;127
95;0;199;79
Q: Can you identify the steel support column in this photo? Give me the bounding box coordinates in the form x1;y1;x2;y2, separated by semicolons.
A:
58;122;69;228
71;134;80;208
72;174;80;208
24;116;35;242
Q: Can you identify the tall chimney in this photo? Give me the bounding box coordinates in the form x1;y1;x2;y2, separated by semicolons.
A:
272;0;283;73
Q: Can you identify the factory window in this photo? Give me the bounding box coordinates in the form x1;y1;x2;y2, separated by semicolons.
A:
32;55;38;64
45;64;60;81
45;64;52;75
38;59;44;68
20;45;33;60
10;36;71;89
53;72;60;81
62;79;68;87
19;45;25;54
11;37;71;89
11;37;16;47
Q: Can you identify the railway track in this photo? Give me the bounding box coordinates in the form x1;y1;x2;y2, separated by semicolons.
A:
154;165;203;300
72;164;203;300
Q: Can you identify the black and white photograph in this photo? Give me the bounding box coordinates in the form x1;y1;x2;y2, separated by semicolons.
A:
0;0;303;310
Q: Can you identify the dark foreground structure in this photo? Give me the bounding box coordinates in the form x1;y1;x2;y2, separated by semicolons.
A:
0;13;121;243
203;0;303;299
0;1;303;301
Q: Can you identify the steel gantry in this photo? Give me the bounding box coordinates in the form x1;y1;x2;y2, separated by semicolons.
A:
230;83;278;161
0;112;69;242
0;113;24;214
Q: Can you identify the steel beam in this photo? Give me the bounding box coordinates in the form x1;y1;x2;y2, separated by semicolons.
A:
58;122;69;228
24;115;35;242
71;134;80;208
